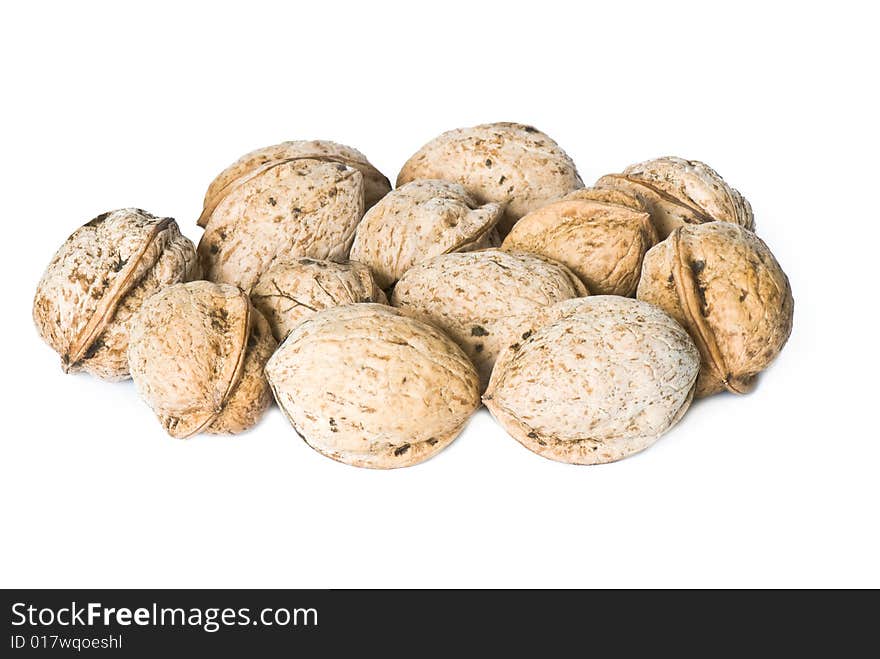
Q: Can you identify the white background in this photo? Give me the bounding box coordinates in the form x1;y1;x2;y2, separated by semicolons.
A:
1;1;877;588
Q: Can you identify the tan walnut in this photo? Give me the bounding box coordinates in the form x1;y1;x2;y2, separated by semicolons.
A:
33;208;198;381
250;258;387;342
391;249;588;390
127;281;277;438
596;156;754;239
397;122;583;236
197;141;390;292
637;222;793;398
198;140;390;227
484;296;700;465
501;187;657;296
349;179;503;289
265;304;480;469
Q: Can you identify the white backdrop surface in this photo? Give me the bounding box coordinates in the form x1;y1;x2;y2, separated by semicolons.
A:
1;0;877;588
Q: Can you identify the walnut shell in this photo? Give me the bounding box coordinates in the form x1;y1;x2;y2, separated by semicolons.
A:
265;304;480;469
397;122;583;236
636;222;793;397
198;140;390;228
349;180;503;289
391;249;588;390
501;187;657;296
250;258;387;342
127;281;277;438
596;156;754;239
484;296;700;465
33;208;198;380
197;158;365;292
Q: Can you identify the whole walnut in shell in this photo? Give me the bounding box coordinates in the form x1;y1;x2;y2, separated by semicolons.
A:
265;304;480;469
391;249;588;390
33;208;198;380
484;296;700;465
349;180;503;289
127;281;277;438
250;258;387;342
596;156;754;239
397;122;583;236
637;222;793;398
501;187;657;296
197;141;390;292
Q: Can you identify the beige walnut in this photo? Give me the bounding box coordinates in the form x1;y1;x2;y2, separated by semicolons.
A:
33;208;198;381
397;122;583;236
127;281;277;438
637;222;793;398
596;156;754;239
391;249;588;391
197;157;367;292
349;180;503;289
250;258;387;342
266;304;480;469
198;140;390;228
501;187;657;296
484;296;700;465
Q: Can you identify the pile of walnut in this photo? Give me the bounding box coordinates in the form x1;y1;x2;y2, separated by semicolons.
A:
33;123;794;468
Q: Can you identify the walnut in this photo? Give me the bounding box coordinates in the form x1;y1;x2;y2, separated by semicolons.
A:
266;304;480;468
198;140;390;227
484;296;700;464
596;156;754;238
637;222;793;397
349;179;503;289
197;141;390;291
501;187;657;296
391;249;587;390
250;258;387;342
33;208;198;380
127;281;277;438
397;122;583;236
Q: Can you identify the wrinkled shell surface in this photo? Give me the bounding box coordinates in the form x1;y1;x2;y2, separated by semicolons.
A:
391;249;588;390
349;180;503;289
596;156;754;239
561;186;649;211
637;222;793;397
266;304;480;469
397;122;583;236
501;188;657;296
484;296;700;465
128;281;277;438
250;258;387;341
33;208;198;380
198;140;390;227
198;158;365;292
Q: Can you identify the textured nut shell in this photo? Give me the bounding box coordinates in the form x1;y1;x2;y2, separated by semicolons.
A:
250;258;387;341
33;209;198;380
596;156;754;239
637;222;793;397
561;186;648;211
501;195;657;296
484;296;700;465
397;122;583;236
391;250;588;390
198;140;390;227
349;180;503;289
208;309;276;434
197;158;365;292
128;281;276;438
266;304;480;469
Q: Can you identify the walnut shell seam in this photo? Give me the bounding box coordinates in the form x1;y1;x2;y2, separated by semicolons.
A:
667;228;745;394
199;152;388;228
64;217;175;370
